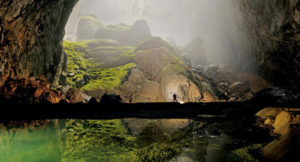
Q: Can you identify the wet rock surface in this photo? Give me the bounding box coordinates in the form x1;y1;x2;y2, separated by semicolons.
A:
256;107;300;161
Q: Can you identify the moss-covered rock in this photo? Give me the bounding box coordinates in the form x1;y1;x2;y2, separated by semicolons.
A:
63;36;211;103
63;40;136;97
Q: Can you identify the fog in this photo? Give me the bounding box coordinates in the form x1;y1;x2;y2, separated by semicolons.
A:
65;0;254;71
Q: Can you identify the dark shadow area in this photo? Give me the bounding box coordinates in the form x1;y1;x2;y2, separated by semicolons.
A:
1;101;299;121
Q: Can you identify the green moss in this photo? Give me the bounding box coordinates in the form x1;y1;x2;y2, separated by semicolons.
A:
63;119;138;162
81;63;136;91
225;144;263;162
63;40;136;89
63;119;187;162
161;50;190;77
135;143;181;161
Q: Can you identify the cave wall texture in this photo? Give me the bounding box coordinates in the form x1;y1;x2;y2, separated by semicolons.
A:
235;0;300;88
0;0;78;87
0;0;299;88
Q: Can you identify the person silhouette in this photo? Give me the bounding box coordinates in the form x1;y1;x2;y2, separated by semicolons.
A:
173;93;177;102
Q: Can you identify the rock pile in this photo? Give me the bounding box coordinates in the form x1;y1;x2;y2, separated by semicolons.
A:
193;64;272;102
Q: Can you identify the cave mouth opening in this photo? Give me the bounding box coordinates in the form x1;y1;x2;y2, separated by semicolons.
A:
59;0;262;104
0;0;299;105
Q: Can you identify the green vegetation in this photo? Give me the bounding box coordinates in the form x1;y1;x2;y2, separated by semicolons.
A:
225;144;263;162
63;40;136;91
0;120;266;162
162;51;190;77
63;120;188;162
63;119;137;162
81;63;136;91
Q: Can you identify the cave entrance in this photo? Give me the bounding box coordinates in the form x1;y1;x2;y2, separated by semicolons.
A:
61;0;256;103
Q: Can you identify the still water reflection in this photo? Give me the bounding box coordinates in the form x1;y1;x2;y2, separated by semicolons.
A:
0;119;263;162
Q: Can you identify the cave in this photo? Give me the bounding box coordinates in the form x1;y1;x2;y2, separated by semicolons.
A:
0;0;300;161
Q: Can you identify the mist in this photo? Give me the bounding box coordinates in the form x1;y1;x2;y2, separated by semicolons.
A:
65;0;253;71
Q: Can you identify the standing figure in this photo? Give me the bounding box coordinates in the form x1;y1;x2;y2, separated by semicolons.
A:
129;94;133;103
173;93;178;102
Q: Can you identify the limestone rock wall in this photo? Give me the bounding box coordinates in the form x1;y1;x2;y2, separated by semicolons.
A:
0;0;78;87
235;0;300;88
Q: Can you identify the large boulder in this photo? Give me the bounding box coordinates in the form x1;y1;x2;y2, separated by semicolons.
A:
135;37;187;81
120;69;164;103
66;88;85;103
77;14;103;41
100;94;122;104
162;74;203;102
225;82;253;101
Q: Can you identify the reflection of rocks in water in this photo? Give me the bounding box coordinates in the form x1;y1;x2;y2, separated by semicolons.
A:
0;115;295;161
0;120;65;162
256;108;300;161
171;121;229;162
124;119;190;135
137;123;167;146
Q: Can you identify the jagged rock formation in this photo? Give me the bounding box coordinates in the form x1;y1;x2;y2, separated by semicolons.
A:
235;0;300;88
76;14;103;41
0;0;78;88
